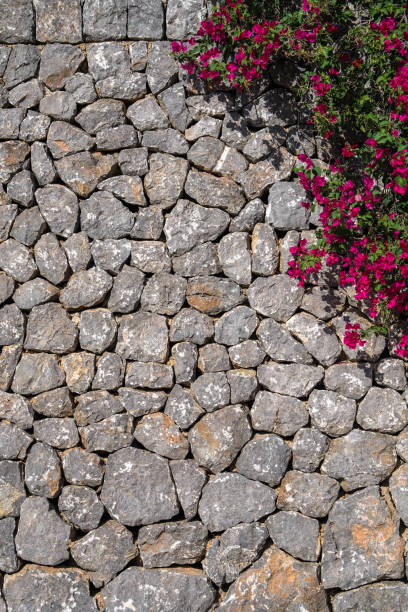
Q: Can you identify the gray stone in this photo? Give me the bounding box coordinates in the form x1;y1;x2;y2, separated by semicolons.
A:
10;207;47;246
31;141;57;186
186;93;234;120
3;566;95;612
91;238;131;274
158;83;190;132
30;387;72;417
131;241;170;273
227;369;258;403
0;391;33;429
125;361;173;389
83;0;127;40
322;486;404;590
95;72;147;101
24;303;77;354
134;412;189;459
34;233;69;285
128;0;164;39
187;275;244;315
33;0;82;43
61;447;104;487
0;460;25;518
228;340;266;369
198;344;230;372
39;44;85;91
203;522;268;586
0;517;18;572
15;496;70;565
292;428;329;472
93;353;124;390
0;0;34;43
12;353;65;395
96;125;138;151
129;41;148;70
87;42;129;81
47;121;94;159
185;116;222;141
0;304;25;346
258;362;323;398
165;384;203;429
189;405;251;472
141;272;186;315
116;312;168;362
187;136;224;172
173;242;221;277
324;362;373;399
250;390;308;436
98;175;146;206
71;520;135;587
119;387;167;417
64;73;97;104
357;387;408;433
39;91;77;121
375;358;406;390
61;352;95;393
191;372;230;412
251;223;279;276
332;582;408;612
62;232;92;272
146;42;178;94
139;521;206;568
170;308;214;345
142;128;189;155
243;89;297;127
242;126;286;162
218;232;251;285
0;204;17;242
0;46;9;76
131;207;164;241
199;472;276;532
100;567;215;612
277;470;340;518
33;417;78;449
332;310;386;362
170;459;207;520
301;286;346;320
0;140;30;183
101;447;179;526
76;99;125;135
267;511;320;562
172;342;198;384
6;170;35;206
321;430;397;491
237;149;295;200
60;267;113;310
19;112;51;143
266;181;310;230
0;422;31;460
0;272;14;305
287;125;316;156
127;96;169;131
58;485;104;531
248;274;304;320
390;463;408;525
166;0;206;38
74;390;122;426
3;45;39;89
107;265;145;313
79;309;117;354
308;390;356;436
0;345;20;392
287;312;342;366
185;169;245;215
0;109;25;139
144;153;188;208
236;433;290;486
118;147;149;176
256;318;313;365
79;413;133;452
221;111;250;149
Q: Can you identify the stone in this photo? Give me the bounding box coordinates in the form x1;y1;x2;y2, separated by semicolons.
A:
170;459;207;520
74;391;122;426
277;470;340;518
61;447;104;487
131;241;170;273
91;238;131;273
144;153;188;208
301;286;346;320
58;485;104;531
125;361;173;389
0;391;33;429
142;128;189;155
139;521;207;568
62;232;92;272
39;44;85;91
101;447;179;526
242;126;286;162
10;207;47;246
61;352;95;394
30;387;72;417
331;582;408;612
158;83;190;132
0;304;24;346
99;567;215;612
397;426;408;461
279;230;300;273
79;413;133;452
258;362;323;398
34;233;69;285
96;72;147;101
116;312;168;362
321;430;397;491
357;387;408;433
0;273;14;305
185;169;245;215
248;274;304;321
191;372;230;412
79;309;117;354
96;125;138;151
0;109;25;139
332;310;386;362
172;342;198;384
64;73;97;104
118;147;149;176
134;413;189;459
220;111;250;150
6;170;35;206
87;42;129;81
24;303;77;354
97;175;146;206
76;99;125;135
0;346;21;392
71;520;135;587
108;265;145;313
0;422;31;460
0;460;25;518
187;136;225;172
170;308;214;345
229;340;266;369
227;369;258;403
60;267;113;310
199;472;276;532
129;41;148;71
33;0;82;43
375;358;406;390
119;388;167;417
173;242;221;277
31;142;57;186
198;344;230;373
83;0;127;40
186;93;234;120
324;362;373;399
237;150;295;200
166;0;206;39
256;318;313;365
251;223;279;276
146;42;178;94
0;47;9;76
321;486;404;590
217;232;252;285
92;353;125;390
32;416;77;452
236;434;290;486
165;384;203;429
266;181;310;230
286;312;342;366
0;517;18;572
164;199;229;256
287;124;316;156
189;405;252;472
0;204;18;242
251;390;308;436
0;140;30;183
141;272;186;315
266;511;320;562
0;0;35;43
243;89;297;127
19;112;51;143
15;496;70;565
12;353;65;395
185;116;222;141
127;96;169;131
308;390;356;436
47;121;94;159
390;463;408;525
218;546;328;612
187;276;244;315
292;428;329;472
39;91;77;121
3;45;39;89
128;0;164;39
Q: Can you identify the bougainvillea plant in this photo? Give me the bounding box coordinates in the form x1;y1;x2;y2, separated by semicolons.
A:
172;0;408;357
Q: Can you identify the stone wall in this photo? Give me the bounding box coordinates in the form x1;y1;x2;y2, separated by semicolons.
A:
0;1;407;610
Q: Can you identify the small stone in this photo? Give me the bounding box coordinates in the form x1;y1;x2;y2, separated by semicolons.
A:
251;390;309;436
107;265;145;313
301;286;346;320
0;304;25;346
8;79;44;109
236;433;290;486
199;472;276;532
134;413;188;460
198;344;230;372
191;372;230;412
74;390;122;426
287;312;342;366
96;125;138;151
10;207;47;246
127;96;168;131
187;276;244;315
390;463;408;525
256;318;313;365
242;126;285;162
141;272;186;315
0;204;17;242
172;342;198;384
173;242;222;277
0;140;30;183
87;42;129;82
131;241;170;273
251;223;279;276
248;274;304;320
0;1;34;43
58;485;104;531
64;72;97;104
170;459;206;520
189;405;252;473
116;312;168;362
80;413;133;453
0;391;33;429
321;429;397;491
332;582;408;612
62;232;92;272
227;369;258;403
83;0;127;40
187;136;224;172
39;44;84;91
266;181;310;230
47;121;94;159
357;386;408;433
186;93;234;121
144;153;188;208
0;517;18;572
375;358;406;390
287;124;316;156
30;387;72;417
332;310;386;362
166;0;206;39
119;388;167;417
61;447;104;487
91;239;131;274
71;520;135;587
229;340;266;368
292;428;329;472
15;496;70;565
0;345;21;392
322;486;404;590
243;89;297;127
24;303;77;354
158;83;190;132
96;72;147;101
142;128;189;155
308;389;357;436
118;147;149;176
0;108;25;139
146;42;178;94
125;361;173;389
277;470;340;518
61;352;95;394
12;353;65;395
170;308;214;345
237;150;295;200
258;362;324;398
79;309;117;355
0;460;25;518
218;232;252;286
184;169;245;215
6;169;35;206
127;0;164;40
324;362;373;399
33;417;78;449
31;142;57;186
60;267;113;310
76;99;125;135
19;111;51;143
3;45;38;90
0;422;31;460
139;521;207;568
34;233;69;285
165;384;203;429
185;116;222;141
0;273;14;306
39;91;77;121
267;511;320;562
81;191;134;240
33;0;82;43
93;353;125;390
129;41;148;70
98;175;146;206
